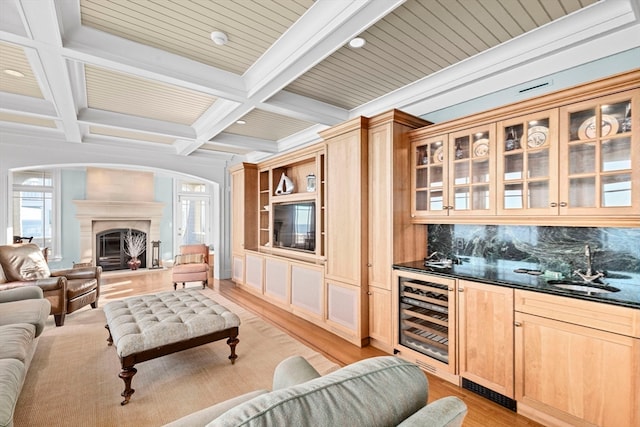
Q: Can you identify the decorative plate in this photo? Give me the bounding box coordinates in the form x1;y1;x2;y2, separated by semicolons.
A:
527;125;549;148
578;114;619;140
433;146;444;163
473;139;489;157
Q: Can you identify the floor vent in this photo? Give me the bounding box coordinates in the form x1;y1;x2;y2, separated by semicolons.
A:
462;378;517;412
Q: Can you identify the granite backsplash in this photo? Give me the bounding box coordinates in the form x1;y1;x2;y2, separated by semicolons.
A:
427;225;640;281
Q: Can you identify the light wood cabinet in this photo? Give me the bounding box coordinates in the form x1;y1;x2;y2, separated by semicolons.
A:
411;124;496;218
497;109;559;215
408;70;640;226
367;111;429;351
514;290;640;427
458;280;514;398
264;256;289;306
321;117;369;346
290;262;324;321
243;252;263;295
558;89;639;216
230;163;258;256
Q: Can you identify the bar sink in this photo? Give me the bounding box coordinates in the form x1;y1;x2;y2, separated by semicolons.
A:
546;280;620;295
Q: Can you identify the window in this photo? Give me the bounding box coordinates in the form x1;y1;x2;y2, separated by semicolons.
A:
177;179;211;247
12;170;59;255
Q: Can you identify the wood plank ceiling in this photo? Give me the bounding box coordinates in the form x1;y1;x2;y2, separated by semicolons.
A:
1;0;636;162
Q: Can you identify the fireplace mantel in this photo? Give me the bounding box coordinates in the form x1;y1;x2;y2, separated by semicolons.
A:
74;200;164;265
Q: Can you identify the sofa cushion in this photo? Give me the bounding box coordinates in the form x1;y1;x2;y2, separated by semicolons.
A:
0;324;35;363
207;356;427;427
66;278;98;299
0;244;50;281
0;299;50;337
164;390;269;427
0;358;26;427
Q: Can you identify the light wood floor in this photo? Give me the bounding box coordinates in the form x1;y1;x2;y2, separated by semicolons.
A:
100;272;543;427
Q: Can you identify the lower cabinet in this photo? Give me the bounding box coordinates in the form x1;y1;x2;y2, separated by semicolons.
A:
514;290;640;427
291;263;324;322
264;256;289;306
232;253;244;284
368;287;392;350
458;280;514;399
243;253;264;294
326;280;367;346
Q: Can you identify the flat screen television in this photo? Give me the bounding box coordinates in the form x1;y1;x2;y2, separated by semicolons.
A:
272;201;315;253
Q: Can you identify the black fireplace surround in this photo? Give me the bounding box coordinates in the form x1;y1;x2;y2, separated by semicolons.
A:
96;228;147;271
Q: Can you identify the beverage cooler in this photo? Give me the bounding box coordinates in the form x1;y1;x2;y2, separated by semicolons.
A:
393;270;457;383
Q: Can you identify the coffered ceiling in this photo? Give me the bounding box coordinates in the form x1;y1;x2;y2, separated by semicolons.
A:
1;0;639;163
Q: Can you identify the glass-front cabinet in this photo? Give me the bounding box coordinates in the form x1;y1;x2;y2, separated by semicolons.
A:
497;110;559;215
559;89;638;215
412;134;449;217
412;125;495;218
448;125;496;216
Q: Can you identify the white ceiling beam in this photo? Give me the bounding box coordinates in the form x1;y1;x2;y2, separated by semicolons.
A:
18;0;83;143
261;91;348;126
245;0;407;102
211;133;279;154
0;92;57;118
78;108;195;140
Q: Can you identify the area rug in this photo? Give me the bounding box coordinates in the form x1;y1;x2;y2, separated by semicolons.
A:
13;288;339;426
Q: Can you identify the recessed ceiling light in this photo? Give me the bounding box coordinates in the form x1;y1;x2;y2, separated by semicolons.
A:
3;69;25;77
348;37;366;48
210;31;228;46
236;120;246;125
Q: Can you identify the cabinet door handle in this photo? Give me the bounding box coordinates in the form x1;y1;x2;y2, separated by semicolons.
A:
448;287;454;291
559;202;568;207
367;263;372;267
514;322;522;327
550;202;558;207
367;291;372;296
458;288;464;292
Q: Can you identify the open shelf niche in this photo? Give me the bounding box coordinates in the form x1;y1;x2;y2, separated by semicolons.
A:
257;144;325;260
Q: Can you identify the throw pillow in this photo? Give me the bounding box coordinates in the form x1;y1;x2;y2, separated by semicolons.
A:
0;244;51;281
174;253;205;265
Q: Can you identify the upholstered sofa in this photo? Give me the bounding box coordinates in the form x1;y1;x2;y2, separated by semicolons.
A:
164;355;468;427
0;244;102;326
0;286;50;427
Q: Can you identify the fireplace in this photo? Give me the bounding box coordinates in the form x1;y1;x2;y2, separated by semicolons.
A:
73;200;164;268
96;228;147;271
73;168;165;270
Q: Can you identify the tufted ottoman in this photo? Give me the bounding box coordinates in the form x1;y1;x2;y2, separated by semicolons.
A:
103;288;240;405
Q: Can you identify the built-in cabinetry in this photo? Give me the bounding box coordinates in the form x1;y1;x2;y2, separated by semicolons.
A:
230;163;258;284
367;111;429;351
409;70;640;225
458;280;514;400
514;290;640;427
393;268;640;427
322;117;369;346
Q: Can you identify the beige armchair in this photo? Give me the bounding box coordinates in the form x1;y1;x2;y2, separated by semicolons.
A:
172;244;209;290
0;244;101;326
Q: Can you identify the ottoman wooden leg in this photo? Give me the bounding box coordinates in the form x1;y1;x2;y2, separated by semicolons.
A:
105;325;113;346
119;366;137;405
227;330;239;364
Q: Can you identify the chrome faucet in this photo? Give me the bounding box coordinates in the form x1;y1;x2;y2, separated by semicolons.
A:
573;244;605;283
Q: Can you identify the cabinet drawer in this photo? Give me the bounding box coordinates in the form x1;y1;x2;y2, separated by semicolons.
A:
515;289;640;338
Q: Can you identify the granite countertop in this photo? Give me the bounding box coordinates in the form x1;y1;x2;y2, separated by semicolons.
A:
394;258;640;309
